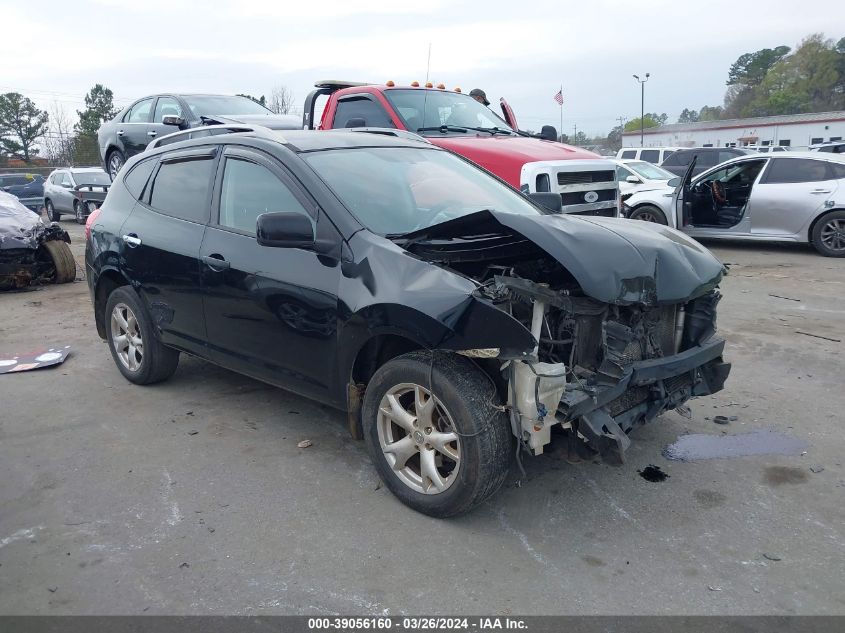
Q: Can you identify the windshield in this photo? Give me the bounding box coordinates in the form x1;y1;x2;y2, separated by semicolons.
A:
627;161;674;181
72;171;110;186
383;89;513;135
183;95;273;118
304;147;541;235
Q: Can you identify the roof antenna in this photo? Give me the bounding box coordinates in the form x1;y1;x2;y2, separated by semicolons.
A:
425;43;432;83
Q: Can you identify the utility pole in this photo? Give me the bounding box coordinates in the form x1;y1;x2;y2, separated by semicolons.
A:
633;73;650;147
573;123;578;145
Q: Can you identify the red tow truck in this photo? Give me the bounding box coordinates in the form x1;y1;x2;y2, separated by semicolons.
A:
304;80;619;216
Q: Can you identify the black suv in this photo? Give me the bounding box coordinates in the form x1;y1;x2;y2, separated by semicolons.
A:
86;127;730;517
661;147;755;177
97;94;300;179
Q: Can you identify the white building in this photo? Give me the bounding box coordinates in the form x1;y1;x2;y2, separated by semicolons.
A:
621;110;845;150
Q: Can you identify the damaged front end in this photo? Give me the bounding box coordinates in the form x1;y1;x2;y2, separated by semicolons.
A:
398;210;731;464
0;192;71;291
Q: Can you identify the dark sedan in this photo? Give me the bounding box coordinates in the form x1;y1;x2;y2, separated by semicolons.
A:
660;147;755;177
0;173;45;212
97;94;300;179
85;128;729;517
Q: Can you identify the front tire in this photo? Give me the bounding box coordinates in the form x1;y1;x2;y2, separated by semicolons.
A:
45;200;60;222
362;350;512;517
812;210;845;257
628;204;668;225
74;201;86;225
105;287;180;385
40;240;76;284
107;149;125;181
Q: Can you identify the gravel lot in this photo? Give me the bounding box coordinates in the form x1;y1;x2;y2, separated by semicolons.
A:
1;219;843;615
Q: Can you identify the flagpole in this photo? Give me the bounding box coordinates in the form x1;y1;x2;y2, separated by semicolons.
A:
559;83;563;142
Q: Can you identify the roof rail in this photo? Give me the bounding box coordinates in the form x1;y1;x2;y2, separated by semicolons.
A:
313;80;371;90
146;123;283;151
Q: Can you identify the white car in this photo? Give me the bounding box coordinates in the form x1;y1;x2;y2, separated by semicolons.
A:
623;152;845;256
614;159;679;196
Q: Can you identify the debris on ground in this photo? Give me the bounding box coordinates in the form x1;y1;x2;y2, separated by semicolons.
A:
713;415;730;425
179;562;190;569
810;465;824;474
675;405;692;419
707;585;723;592
638;465;669;482
795;331;841;343
768;294;801;302
762;553;782;562
47;586;57;593
187;430;199;436
297;440;312;449
0;345;71;375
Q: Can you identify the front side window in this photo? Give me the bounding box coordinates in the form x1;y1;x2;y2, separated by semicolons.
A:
148;156;215;223
304;147;541;236
334;96;394;128
764;158;832;184
219;158;309;233
182;95;272;118
664;151;691;166
51;173;63;184
627;161;674;180
73;171;110;186
697;159;767;188
60;173;74;186
617;166;635;181
125;98;153;123
154;97;183;122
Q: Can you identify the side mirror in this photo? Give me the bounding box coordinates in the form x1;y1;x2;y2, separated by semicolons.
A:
257;212;315;249
667;176;681;188
61;182;73;189
625;175;642;184
162;115;186;127
539;125;557;142
527;192;563;213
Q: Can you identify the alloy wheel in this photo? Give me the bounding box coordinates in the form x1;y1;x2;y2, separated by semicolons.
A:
820;218;845;253
636;210;659;223
108;154;124;179
110;303;143;372
377;383;461;494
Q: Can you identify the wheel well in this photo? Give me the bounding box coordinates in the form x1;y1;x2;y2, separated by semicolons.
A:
351;334;422;387
808;208;844;243
94;270;129;339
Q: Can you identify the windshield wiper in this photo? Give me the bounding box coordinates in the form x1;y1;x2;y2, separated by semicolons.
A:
416;125;512;136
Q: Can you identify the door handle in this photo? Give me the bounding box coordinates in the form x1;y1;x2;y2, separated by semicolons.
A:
122;234;141;248
147;131;157;137
811;189;832;194
202;254;230;271
117;130;124;137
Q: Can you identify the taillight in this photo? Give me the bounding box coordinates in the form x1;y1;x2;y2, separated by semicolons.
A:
85;207;102;241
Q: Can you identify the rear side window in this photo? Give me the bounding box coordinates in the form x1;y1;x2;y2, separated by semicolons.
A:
51;173;63;184
663;152;690;166
829;162;845;179
764;158;832;184
1;175;29;186
124;98;153;123
334;96;394;128
697;151;719;168
148;156;215;223
719;150;740;164
124;158;157;199
661;150;675;161
620;150;636;159
639;149;660;163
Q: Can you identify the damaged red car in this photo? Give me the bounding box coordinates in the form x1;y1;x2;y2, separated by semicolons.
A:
85;127;730;517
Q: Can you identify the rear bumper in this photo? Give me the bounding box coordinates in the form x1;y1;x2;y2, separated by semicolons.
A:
16;196;42;212
559;336;730;463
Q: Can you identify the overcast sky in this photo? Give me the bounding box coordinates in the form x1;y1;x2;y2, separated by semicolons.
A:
1;0;841;136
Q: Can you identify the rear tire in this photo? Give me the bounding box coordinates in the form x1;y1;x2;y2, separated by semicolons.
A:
628;204;668;225
74;201;86;225
107;149;125;181
811;210;845;257
45;200;60;222
104;286;180;385
362;350;512;517
41;240;76;284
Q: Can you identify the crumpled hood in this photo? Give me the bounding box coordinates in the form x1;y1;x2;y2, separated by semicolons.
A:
401;210;725;305
496;212;725;305
0;191;44;250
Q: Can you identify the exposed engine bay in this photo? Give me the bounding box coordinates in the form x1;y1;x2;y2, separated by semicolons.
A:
399;212;731;464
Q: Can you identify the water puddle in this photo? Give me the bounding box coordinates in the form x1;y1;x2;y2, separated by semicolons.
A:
663;429;807;462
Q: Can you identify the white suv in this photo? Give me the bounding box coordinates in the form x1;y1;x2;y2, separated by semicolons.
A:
616;147;682;164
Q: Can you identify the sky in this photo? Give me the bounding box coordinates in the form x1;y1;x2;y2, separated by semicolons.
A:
1;0;842;137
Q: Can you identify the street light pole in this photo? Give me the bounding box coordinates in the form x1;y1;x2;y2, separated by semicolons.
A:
633;73;650;147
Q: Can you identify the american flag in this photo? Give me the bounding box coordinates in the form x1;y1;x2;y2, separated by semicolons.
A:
553;89;563;105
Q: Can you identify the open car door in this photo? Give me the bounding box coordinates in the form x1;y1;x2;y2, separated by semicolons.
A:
674;156;698;228
499;98;519;130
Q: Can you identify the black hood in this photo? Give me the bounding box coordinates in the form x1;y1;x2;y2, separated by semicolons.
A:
398;210;725;305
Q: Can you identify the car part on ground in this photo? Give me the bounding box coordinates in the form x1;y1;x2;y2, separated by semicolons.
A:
0;192;76;291
86;128;730;516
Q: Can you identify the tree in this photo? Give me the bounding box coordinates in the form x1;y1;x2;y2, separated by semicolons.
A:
238;94;267;107
727;46;791;87
75;84;117;138
269;85;294;114
43;102;76;166
606;124;624;150
0;92;49;162
698;105;724;121
624;113;666;133
678;108;699;123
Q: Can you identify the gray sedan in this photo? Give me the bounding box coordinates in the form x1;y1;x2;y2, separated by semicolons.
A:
623;152;845;257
